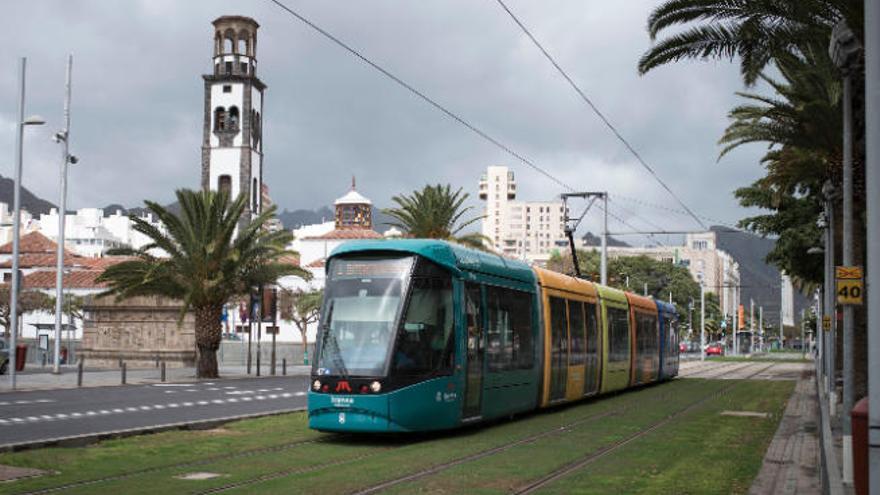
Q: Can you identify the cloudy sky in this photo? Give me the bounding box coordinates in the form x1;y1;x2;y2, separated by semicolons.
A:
1;0;769;244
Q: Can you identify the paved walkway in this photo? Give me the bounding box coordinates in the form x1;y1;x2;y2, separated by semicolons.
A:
0;364;311;392
749;367;822;494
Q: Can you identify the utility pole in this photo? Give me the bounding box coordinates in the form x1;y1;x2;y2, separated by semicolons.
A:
53;54;73;375
750;299;755;355
10;58;45;390
759;306;763;353
601;192;607;285
823;180;837;416
863;0;880;487
733;286;739;356
830;20;860;483
700;280;705;362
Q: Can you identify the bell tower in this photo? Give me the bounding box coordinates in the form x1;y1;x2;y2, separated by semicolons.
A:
201;16;266;223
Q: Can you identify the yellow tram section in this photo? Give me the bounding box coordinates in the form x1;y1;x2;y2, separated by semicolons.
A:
534;268;600;408
626;293;660;386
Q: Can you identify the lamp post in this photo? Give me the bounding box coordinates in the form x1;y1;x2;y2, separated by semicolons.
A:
10;57;46;389
52;54;75;375
700;277;705;362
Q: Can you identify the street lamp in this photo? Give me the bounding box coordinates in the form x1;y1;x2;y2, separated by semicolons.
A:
10;57;46;390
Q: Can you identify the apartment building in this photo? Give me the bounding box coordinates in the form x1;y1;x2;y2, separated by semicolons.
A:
479;165;567;261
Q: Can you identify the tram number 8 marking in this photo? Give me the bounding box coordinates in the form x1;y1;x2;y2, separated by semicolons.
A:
836;279;864;305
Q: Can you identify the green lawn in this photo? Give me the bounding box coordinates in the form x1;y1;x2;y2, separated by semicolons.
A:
0;378;794;495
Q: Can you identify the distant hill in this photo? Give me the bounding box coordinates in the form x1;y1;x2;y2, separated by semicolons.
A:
581;231;630;247
711;226;811;326
0;174;56;215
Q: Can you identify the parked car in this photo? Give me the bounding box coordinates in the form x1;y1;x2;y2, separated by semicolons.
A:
0;340;9;374
706;342;724;356
679;341;689;353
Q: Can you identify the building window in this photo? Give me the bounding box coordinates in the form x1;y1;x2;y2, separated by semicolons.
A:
217;175;232;195
225;61;233;75
222;85;232;93
240;62;248;74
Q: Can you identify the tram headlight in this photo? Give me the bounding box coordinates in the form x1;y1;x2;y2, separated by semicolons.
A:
370;381;382;393
312;379;322;392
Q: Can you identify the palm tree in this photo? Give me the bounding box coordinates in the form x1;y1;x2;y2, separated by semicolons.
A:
638;0;858;85
97;189;308;378
382;184;489;249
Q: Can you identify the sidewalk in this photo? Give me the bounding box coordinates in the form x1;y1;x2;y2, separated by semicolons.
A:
0;363;311;392
749;367;822;494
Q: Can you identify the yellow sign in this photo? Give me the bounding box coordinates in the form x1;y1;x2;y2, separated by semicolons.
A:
836;266;863;280
823;316;832;331
836;266;864;305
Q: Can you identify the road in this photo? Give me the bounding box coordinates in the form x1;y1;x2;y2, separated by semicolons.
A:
0;376;310;449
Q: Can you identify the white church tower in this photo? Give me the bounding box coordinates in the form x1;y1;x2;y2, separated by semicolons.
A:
201;16;265;224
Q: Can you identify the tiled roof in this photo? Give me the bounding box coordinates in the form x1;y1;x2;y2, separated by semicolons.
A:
0;232;73;255
277;254;301;267
306;258;326;268
303;229;383;241
23;270;109;290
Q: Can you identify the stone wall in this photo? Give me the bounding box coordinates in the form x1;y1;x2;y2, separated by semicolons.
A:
81;295;196;368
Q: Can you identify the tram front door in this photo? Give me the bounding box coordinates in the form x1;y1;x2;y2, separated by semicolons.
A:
463;283;483;420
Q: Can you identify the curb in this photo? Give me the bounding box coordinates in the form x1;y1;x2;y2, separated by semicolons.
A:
0;407;307;453
0;371;312;394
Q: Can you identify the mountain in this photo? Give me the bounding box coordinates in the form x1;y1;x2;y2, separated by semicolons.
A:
581;231;630;247
0;175;56;215
711;226;811;327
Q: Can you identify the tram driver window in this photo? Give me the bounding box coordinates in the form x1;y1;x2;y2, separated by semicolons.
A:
393;274;454;375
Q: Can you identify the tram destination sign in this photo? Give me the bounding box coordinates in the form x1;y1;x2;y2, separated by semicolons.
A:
835;266;864;305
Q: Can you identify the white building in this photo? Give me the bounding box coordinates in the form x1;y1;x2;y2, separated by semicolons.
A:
0;202;38;246
479;165;567;262
38;208;161;257
590;230;741;318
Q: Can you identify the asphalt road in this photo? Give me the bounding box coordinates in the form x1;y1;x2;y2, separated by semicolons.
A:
0;375;310;449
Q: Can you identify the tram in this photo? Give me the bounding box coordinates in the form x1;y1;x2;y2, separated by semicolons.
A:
308;239;679;432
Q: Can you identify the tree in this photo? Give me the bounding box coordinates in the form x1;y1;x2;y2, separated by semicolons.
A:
97;189;309;378
279;288;323;365
382;184;489;248
0;285;52;337
638;0;859;85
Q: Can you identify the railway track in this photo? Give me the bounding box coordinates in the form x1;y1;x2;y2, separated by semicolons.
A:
183;379;697;495
512;362;777;494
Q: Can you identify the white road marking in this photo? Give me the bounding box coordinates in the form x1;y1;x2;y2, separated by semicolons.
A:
211;400;224;404
185;389;198;393
154;404;166;409
99;410;111;415
167;403;179;408
126;407;139;412
182;402;194;407
70;412;82;417
55;413;67;418
164;391;177;394
223;386;236;390
207;387;220;391
226;398;239;403
10;418;23;422
152;384;191;387
196;401;209;406
0;419;8;424
139;406;152;411
112;408;125;414
294;392;306;396
241;397;253;402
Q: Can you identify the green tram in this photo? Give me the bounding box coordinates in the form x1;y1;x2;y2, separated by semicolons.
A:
308;239;679;432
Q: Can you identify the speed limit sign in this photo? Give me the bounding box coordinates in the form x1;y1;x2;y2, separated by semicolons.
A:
836;266;864;305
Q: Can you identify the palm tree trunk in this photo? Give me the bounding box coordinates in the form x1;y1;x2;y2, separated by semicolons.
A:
194;305;223;378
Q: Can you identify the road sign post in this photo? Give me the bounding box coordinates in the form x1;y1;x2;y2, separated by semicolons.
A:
836;266;864;305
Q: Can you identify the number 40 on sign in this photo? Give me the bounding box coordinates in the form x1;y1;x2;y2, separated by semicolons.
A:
836;266;864;305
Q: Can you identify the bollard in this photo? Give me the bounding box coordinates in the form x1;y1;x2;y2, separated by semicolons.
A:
256;352;261;377
155;356;159;368
77;359;84;387
161;361;166;382
121;362;126;385
283;358;287;376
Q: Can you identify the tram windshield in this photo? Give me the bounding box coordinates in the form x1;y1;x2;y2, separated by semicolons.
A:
315;254;456;379
316;256;414;376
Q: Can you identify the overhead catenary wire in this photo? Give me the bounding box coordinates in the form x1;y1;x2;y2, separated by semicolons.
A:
266;0;674;247
493;0;708;231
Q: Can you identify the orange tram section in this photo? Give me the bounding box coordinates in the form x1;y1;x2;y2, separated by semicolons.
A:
534;267;680;409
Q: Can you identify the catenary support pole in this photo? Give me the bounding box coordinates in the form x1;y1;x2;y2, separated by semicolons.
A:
600;192;607;285
700;281;705;362
53;54;73;375
733;286;738;356
863;0;880;489
825;181;838;416
750;299;755;354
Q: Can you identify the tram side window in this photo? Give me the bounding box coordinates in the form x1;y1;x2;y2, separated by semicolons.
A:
487;286;534;371
568;301;586;366
393;276;454;375
585;302;599;359
607;307;630;364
